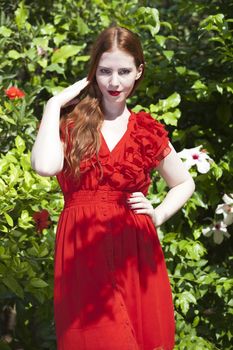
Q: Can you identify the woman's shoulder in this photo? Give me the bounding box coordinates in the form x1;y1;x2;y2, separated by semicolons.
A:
131;110;171;170
133;110;168;136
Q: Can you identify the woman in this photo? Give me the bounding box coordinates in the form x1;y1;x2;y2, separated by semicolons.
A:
31;26;195;350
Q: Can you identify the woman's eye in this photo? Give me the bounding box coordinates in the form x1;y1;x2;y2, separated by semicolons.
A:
119;69;131;75
99;68;111;74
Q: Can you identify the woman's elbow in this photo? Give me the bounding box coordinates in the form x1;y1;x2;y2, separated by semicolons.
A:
30;158;63;177
32;168;57;177
187;176;196;197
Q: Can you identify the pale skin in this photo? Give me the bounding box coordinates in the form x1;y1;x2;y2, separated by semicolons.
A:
31;48;195;228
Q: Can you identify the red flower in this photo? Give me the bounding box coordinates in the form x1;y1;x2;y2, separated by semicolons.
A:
32;209;51;233
5;86;25;99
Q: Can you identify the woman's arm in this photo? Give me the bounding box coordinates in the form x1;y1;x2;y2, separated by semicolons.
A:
31;98;64;177
31;78;89;177
152;142;195;226
128;142;195;227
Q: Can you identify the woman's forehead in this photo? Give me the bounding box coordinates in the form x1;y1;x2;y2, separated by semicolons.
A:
98;49;135;67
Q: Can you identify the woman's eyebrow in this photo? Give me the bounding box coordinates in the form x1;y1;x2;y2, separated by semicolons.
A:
98;66;133;70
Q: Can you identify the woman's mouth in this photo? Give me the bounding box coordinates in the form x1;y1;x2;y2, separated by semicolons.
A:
108;91;121;96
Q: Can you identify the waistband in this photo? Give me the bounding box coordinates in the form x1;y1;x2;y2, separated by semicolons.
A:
64;190;132;208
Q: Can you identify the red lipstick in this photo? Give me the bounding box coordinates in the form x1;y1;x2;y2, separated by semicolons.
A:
108;91;121;96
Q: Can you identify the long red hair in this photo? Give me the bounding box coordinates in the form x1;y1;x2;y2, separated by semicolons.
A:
60;26;145;182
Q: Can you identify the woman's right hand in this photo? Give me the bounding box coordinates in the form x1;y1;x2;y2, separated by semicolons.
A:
49;77;90;108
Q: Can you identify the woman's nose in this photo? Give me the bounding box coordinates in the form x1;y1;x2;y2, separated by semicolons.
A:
109;72;120;87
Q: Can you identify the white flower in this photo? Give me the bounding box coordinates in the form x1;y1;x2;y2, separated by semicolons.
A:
202;221;230;244
215;193;233;226
178;145;213;174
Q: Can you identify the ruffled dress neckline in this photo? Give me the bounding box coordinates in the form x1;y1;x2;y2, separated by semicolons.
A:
99;110;135;157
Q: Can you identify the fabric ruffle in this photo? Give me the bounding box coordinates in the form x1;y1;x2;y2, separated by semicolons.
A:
58;111;171;193
130;111;171;171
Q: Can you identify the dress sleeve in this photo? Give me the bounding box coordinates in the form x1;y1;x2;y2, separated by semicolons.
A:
137;112;171;171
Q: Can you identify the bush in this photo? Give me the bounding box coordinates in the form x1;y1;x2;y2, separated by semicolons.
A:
0;1;232;349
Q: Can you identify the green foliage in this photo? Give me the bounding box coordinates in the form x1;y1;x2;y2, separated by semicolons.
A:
0;0;232;349
0;135;63;348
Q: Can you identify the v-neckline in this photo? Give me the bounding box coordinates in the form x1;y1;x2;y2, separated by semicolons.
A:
100;110;134;157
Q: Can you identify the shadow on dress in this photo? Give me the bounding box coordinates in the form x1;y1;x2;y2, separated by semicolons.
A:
54;205;174;350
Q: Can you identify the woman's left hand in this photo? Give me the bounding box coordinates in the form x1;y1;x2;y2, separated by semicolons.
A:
127;192;156;225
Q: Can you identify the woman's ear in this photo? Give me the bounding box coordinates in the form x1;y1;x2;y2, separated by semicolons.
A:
135;64;144;80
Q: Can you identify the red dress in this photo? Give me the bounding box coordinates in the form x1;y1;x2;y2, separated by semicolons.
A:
55;111;175;350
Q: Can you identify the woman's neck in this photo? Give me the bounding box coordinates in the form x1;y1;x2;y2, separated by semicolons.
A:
101;101;129;120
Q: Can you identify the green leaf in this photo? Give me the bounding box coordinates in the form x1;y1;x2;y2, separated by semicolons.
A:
2;275;24;298
155;35;166;47
0;114;16;125
186;242;206;260
15;1;29;30
216;84;223;94
40;23;55;35
167;35;180;42
160;21;172;31
137;7;160;35
18;210;33;229
27;247;39;257
192;80;207;90
99;13;111;27
33;37;49;49
11;230;22;238
215;13;225;23
0;159;8;173
30;278;48;288
193;228;202;240
192;316;200;327
8;50;22;60
175;66;186;75
166;93;181;108
46;63;64;74
190;192;208;208
38;58;48;68
24;171;33;187
49;86;66;95
4;212;14;227
163;50;174;62
0;26;12;37
51;44;85;64
211;162;223;180
178;291;197;314
162;109;181;126
53;33;67;46
76;16;89;35
73;55;90;63
15;135;26;153
0;224;8;233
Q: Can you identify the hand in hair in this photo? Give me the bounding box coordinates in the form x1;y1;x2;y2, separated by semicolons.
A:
51;77;90;108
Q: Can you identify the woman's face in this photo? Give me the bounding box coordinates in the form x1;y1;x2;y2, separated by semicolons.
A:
95;48;143;105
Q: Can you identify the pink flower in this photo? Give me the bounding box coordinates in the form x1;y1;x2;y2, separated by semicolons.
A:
202;220;230;244
5;86;25;99
215;194;233;225
37;45;46;56
178;145;213;174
